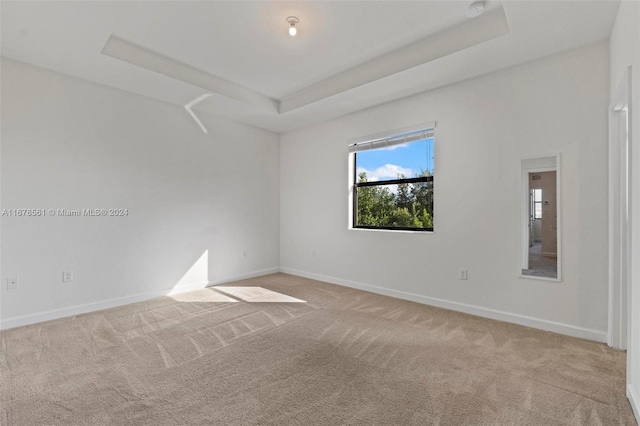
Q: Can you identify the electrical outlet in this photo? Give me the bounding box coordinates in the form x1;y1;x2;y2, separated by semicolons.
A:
62;271;74;282
242;249;247;258
459;268;468;280
7;277;18;290
311;248;316;257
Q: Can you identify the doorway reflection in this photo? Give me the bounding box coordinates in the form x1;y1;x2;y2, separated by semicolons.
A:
522;170;557;278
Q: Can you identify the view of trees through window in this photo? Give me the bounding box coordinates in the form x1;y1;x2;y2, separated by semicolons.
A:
353;137;434;231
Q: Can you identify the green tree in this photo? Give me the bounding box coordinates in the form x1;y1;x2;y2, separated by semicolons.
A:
356;172;395;227
356;170;433;230
419;208;433;229
411;170;433;226
395;174;412;211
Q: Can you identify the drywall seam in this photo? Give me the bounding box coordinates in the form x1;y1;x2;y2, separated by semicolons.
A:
0;267;279;330
279;267;607;343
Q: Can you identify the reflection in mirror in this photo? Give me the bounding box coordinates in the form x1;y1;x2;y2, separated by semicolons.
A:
521;156;559;280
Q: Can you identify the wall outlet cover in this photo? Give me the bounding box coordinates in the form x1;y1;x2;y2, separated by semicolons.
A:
459;268;468;280
7;278;18;290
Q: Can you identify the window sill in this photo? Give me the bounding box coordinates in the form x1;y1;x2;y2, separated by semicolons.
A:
349;227;434;234
518;274;561;283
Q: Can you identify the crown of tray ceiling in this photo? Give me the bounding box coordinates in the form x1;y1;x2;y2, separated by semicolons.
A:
1;1;620;133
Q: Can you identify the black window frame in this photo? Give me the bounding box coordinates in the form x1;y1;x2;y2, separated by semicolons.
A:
351;134;434;232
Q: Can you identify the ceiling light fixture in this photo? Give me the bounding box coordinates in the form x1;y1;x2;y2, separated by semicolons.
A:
286;16;299;36
466;1;485;18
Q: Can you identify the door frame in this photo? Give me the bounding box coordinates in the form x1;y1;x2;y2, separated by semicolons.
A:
608;66;632;351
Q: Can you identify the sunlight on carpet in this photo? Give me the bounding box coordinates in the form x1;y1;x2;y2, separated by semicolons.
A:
215;286;306;303
169;287;237;303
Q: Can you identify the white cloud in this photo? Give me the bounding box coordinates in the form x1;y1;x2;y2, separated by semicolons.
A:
386;184;399;195
379;143;408;151
356;164;413;195
356;164;413;182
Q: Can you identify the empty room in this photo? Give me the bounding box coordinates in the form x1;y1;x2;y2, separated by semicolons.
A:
1;1;639;424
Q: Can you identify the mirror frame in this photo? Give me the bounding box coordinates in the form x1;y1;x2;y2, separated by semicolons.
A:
519;154;562;282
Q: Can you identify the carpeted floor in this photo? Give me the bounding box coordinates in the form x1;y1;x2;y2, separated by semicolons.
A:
0;273;636;425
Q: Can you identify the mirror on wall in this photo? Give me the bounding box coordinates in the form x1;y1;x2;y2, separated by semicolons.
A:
520;155;560;281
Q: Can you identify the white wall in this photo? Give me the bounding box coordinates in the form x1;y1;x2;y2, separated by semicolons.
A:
280;42;610;342
0;58;280;328
610;0;640;420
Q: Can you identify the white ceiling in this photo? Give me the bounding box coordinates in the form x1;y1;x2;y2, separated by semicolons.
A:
1;1;620;133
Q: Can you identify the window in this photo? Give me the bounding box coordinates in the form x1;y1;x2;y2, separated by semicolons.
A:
349;126;434;231
532;188;542;219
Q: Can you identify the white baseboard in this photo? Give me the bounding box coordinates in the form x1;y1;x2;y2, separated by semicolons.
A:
0;267;279;330
0;265;608;345
629;385;640;424
208;267;280;286
280;267;607;343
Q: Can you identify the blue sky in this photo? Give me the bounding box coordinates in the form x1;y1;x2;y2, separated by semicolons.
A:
356;138;434;182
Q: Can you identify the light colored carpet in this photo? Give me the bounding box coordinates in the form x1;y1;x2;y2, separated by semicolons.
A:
0;273;636;425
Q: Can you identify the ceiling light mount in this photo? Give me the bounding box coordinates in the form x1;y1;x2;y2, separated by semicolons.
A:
466;1;485;18
286;16;299;36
